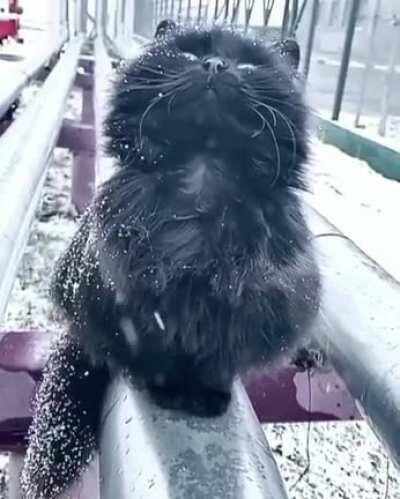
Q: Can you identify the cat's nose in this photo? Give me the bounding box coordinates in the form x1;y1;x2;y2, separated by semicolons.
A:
202;57;228;74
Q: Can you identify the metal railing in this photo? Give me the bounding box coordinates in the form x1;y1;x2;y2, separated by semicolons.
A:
0;33;67;120
0;35;85;322
0;3;89;496
100;376;289;499
306;206;400;469
300;0;400;136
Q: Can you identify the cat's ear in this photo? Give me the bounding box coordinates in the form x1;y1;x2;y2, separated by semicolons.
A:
270;39;300;71
155;19;177;39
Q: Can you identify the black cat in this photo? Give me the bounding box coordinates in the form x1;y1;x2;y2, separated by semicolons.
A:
21;26;320;498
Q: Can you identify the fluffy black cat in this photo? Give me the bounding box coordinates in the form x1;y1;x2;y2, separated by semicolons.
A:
21;26;320;498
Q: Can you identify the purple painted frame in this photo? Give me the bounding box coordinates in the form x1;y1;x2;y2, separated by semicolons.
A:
57;56;96;214
0;330;360;452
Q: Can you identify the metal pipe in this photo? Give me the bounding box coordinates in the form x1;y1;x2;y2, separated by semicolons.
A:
115;0;121;38
263;0;275;27
178;0;184;22
0;36;85;321
244;0;256;32
66;0;71;40
97;0;108;39
289;0;299;37
80;0;88;33
133;0;155;38
378;16;400;137
198;0;203;22
74;0;80;36
331;0;361;121
100;376;289;499
159;0;164;20
281;0;291;40
123;0;134;39
94;0;114;186
231;0;241;24
223;0;230;22
214;0;220;20
292;0;309;35
0;34;67;120
204;0;210;22
120;0;127;28
307;206;400;468
354;0;381;128
301;0;318;79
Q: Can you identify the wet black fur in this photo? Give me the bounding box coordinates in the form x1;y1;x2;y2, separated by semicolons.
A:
22;26;320;497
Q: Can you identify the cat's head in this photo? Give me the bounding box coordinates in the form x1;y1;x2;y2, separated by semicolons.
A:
105;26;308;189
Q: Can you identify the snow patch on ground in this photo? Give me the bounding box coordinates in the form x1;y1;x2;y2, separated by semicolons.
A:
266;420;400;498
305;138;400;283
4;148;77;331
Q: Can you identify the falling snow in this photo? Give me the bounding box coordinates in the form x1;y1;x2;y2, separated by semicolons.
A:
0;29;399;499
154;310;166;331
1;120;399;496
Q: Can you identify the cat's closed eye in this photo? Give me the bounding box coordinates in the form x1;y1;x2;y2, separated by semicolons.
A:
181;52;198;61
237;63;256;71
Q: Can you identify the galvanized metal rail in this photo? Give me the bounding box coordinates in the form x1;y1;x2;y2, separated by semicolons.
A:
0;35;85;321
0;32;68;120
100;376;289;499
307;207;400;468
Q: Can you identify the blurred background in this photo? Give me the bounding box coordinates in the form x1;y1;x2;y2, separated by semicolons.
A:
102;0;400;142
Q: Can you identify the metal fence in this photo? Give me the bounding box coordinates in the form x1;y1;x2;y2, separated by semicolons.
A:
101;0;400;139
298;0;400;137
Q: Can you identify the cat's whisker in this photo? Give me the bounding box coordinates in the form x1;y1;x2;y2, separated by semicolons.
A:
242;88;278;128
167;82;192;114
249;98;277;128
126;80;188;92
247;94;298;166
126;72;193;93
270;107;298;166
249;105;267;138
252;92;306;112
137;75;193;146
138;90;174;148
249;105;281;186
136;64;179;78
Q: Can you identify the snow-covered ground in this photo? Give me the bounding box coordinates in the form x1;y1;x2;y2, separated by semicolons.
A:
266;421;399;499
305;137;400;283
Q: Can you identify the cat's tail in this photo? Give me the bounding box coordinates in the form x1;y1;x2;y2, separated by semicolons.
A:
21;335;109;499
